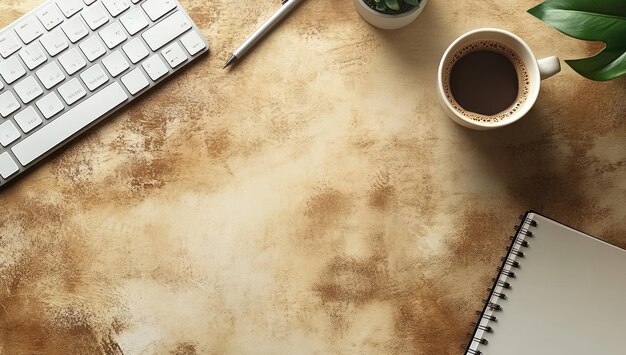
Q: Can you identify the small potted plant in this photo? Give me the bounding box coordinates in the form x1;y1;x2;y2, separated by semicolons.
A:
354;0;427;30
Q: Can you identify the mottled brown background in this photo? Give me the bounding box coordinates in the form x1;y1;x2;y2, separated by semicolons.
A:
0;0;625;354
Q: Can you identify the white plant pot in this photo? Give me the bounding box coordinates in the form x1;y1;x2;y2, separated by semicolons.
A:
353;0;428;30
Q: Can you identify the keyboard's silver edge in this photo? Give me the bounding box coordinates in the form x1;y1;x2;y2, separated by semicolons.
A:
0;0;210;187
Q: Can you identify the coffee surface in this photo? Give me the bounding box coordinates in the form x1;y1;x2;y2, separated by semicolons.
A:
450;50;519;116
442;40;529;123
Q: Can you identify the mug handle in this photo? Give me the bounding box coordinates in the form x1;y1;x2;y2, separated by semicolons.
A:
537;56;561;80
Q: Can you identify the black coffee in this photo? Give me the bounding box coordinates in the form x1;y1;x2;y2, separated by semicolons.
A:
443;41;529;122
450;51;518;116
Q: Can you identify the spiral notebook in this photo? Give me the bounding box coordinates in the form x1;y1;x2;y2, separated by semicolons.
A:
465;211;626;355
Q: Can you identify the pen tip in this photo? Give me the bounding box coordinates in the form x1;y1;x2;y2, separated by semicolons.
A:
224;54;237;69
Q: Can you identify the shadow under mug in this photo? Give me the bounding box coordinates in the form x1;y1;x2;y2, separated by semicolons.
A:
437;28;560;130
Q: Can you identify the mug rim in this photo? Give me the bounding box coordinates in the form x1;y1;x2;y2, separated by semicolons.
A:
437;28;540;128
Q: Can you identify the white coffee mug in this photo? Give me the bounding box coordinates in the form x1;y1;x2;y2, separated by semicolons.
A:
437;28;560;130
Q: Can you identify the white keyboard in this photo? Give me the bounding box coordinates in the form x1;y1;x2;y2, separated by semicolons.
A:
0;0;208;187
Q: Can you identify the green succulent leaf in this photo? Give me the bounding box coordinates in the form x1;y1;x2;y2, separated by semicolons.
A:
385;0;400;11
403;0;419;6
528;0;626;81
376;0;387;11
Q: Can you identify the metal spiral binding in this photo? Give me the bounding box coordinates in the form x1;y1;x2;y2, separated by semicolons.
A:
487;288;506;299
471;322;493;333
475;310;496;321
506;245;525;257
493;279;510;289
502;257;520;268
510;235;529;247
497;267;516;278
463;213;538;355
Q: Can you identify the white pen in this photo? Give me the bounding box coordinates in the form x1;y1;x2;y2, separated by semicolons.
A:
224;0;305;69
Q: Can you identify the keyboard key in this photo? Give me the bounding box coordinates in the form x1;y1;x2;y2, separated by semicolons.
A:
59;48;87;75
142;55;168;81
61;16;89;43
162;42;187;68
0;32;22;58
0;121;21;146
122;38;148;64
56;0;84;18
120;8;148;36
142;11;191;51
0;152;19;179
19;43;48;70
99;22;127;49
101;0;131;17
0;56;27;84
81;2;110;31
36;92;65;119
37;4;65;30
0;92;20;117
180;31;206;56
79;36;106;62
14;76;44;104
36;62;66;90
12;83;128;166
40;29;69;57
121;67;148;95
14;107;43;133
80;63;109;91
58;78;87;105
102;50;129;77
0;0;208;186
142;0;177;21
14;17;45;44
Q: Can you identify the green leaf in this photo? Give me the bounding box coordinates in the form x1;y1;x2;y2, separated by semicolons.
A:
528;0;626;80
528;0;626;43
376;0;387;11
385;0;400;11
566;46;626;81
404;0;419;6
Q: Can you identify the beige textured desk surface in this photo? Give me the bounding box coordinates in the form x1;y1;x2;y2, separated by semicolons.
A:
1;0;625;354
